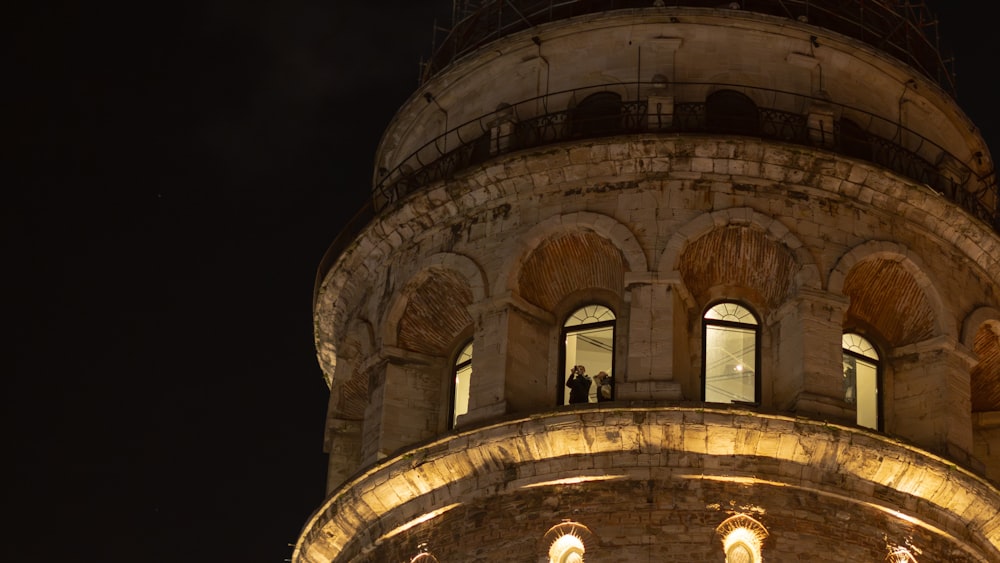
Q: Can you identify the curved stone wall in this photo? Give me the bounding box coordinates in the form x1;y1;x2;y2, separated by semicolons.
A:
294;408;1000;562
375;9;991;192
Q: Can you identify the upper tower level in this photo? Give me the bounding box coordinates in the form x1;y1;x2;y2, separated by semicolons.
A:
371;0;994;226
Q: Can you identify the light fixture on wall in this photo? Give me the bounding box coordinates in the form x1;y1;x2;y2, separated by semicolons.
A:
716;514;768;563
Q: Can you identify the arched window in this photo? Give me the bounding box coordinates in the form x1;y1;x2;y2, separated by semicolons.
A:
843;333;880;430
706;89;759;135
717;514;767;563
572;91;623;137
562;305;616;405
703;302;760;405
544;521;592;563
727;542;754;563
451;341;473;427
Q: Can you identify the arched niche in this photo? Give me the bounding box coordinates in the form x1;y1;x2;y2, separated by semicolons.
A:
829;241;952;346
499;211;647;299
517;231;627;312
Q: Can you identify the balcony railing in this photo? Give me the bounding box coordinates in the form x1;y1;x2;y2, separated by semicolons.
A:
423;0;955;95
315;81;995;305
375;81;993;216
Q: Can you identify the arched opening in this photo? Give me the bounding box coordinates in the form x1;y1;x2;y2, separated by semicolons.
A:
450;340;473;427
703;302;760;405
572;91;623;137
543;521;593;563
717;514;768;563
706;89;759;135
549;534;585;563
843;333;881;430
839;117;872;160
561;304;616;405
727;542;754;563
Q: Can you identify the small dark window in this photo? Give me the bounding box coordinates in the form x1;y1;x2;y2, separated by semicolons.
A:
838;118;872;160
706;89;759;135
572;92;623;137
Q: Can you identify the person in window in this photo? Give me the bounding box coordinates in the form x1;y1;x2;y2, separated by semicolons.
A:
595;371;613;402
566;365;592;404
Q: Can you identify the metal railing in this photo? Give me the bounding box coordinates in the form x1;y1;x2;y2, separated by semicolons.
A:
421;0;955;95
315;81;995;305
374;81;993;214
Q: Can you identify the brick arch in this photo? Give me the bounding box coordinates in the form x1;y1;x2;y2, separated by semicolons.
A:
381;253;486;352
679;225;797;312
659;207;819;286
516;231;626;312
382;264;478;357
659;208;819;312
499;211;646;304
963;307;1000;413
330;318;375;421
829;241;954;345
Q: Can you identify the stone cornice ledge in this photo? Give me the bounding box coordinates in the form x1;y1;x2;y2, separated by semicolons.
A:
293;406;1000;562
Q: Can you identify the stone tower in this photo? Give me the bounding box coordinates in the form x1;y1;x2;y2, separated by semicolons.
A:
295;1;1000;561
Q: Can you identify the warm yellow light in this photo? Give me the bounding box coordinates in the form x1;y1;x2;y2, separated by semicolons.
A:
377;503;462;542
521;474;625;488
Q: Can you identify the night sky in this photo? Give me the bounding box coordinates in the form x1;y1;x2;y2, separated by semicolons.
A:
7;2;996;562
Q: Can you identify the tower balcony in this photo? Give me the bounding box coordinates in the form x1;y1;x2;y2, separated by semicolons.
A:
372;80;995;226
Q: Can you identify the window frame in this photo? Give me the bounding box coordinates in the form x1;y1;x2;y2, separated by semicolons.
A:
449;339;473;428
842;332;883;431
558;303;617;406
701;301;762;406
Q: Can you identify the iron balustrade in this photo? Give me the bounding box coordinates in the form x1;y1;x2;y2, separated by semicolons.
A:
315;81;995;306
421;0;955;95
374;82;994;220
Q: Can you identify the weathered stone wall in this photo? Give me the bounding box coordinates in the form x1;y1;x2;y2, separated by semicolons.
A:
316;135;1000;487
376;9;991;186
295;408;1000;562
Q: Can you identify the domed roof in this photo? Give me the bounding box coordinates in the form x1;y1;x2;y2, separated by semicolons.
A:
423;0;956;95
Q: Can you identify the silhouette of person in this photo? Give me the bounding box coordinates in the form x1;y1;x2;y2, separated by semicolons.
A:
595;371;613;402
566;365;591;404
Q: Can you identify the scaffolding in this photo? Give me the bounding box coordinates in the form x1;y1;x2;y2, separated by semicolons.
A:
422;0;955;96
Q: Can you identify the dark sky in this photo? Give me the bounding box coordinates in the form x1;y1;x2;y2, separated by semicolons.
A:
7;2;996;562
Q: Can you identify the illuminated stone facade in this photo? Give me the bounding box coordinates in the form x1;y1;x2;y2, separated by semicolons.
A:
296;2;1000;561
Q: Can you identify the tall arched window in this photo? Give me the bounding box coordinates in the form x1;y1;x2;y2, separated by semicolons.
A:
703;302;760;405
451;341;473;427
562;305;616;405
843;333;880;430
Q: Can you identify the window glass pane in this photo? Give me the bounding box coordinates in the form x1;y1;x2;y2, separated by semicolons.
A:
705;324;756;403
705;302;758;325
855;357;878;429
842;333;878;360
564;304;615;327
452;342;472;427
564;324;613;404
842;333;878;430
